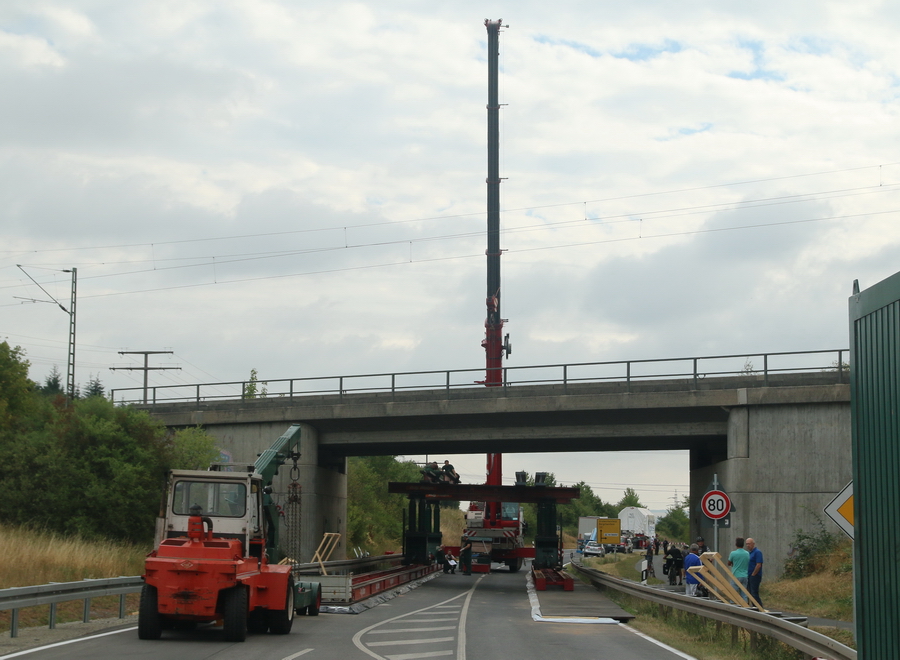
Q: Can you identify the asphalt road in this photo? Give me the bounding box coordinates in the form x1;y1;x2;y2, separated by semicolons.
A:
0;570;696;660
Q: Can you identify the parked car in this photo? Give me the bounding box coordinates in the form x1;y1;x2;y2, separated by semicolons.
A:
582;541;605;557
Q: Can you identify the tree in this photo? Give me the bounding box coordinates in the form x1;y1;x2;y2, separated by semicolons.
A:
166;426;220;470
346;456;420;552
655;497;690;542
84;373;105;398
615;487;644;511
0;342;40;436
244;368;267;399
42;366;64;396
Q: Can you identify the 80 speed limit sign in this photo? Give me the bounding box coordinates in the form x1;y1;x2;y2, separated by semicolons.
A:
701;490;731;520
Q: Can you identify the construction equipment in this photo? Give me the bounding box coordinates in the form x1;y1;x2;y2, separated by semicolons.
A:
139;424;321;642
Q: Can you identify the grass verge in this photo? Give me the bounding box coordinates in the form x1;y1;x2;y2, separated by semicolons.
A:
0;524;148;634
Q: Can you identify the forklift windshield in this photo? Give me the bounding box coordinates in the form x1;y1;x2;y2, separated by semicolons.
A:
173;480;247;518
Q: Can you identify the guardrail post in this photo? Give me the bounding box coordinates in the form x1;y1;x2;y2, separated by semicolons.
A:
10;608;18;638
339;377;344;401
83;597;91;623
49;602;57;629
763;354;769;386
837;349;845;383
563;365;568;394
626;361;631;393
391;374;396;401
446;371;450;397
119;593;127;618
195;384;200;404
692;358;698;390
290;379;294;400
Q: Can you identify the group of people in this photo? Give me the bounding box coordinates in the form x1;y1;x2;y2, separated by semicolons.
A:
680;536;764;607
433;540;473;575
421;460;461;484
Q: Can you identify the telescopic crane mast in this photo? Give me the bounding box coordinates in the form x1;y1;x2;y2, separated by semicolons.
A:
481;18;510;525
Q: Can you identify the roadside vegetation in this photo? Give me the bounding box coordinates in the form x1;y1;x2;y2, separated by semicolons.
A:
580;523;855;660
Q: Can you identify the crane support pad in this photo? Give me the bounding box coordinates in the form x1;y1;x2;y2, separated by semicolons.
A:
388;482;580;504
532;568;574;591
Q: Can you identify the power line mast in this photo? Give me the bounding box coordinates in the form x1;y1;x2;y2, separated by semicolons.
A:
111;351;180;404
65;268;77;400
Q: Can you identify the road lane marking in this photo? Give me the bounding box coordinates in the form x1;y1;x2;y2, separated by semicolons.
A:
367;637;454;647
281;650;314;660
352;577;483;660
368;626;456;634
384;652;453;660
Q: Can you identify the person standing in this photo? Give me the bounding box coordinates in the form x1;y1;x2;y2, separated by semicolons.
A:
683;544;702;596
460;539;473;575
728;537;750;600
695;536;708;555
746;537;764;608
435;545;447;573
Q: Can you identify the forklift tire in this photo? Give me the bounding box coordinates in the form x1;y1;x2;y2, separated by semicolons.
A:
138;584;162;640
304;584;322;616
507;558;524;572
222;586;248;642
267;577;295;634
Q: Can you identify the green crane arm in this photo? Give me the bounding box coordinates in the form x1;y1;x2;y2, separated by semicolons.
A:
254;423;303;485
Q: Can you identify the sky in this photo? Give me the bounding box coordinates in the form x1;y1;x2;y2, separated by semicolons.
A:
2;1;899;512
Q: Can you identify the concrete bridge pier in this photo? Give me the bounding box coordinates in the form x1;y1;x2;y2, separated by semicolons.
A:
690;387;851;577
204;421;347;562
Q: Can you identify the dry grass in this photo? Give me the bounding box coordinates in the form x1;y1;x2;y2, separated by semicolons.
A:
0;524;147;587
0;524;149;633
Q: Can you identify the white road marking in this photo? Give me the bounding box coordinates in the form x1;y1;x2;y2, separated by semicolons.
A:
368;626;456;634
367;637;455;647
384;652;453;660
0;626;137;659
281;650;314;660
352;577;483;660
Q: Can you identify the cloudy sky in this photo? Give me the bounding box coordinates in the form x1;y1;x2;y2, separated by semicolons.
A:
3;1;898;511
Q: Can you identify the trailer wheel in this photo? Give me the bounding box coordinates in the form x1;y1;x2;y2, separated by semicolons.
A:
138;584;162;640
506;558;523;573
222;586;247;642
304;584;321;616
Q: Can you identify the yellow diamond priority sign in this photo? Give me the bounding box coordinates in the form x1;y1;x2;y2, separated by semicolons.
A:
824;481;854;540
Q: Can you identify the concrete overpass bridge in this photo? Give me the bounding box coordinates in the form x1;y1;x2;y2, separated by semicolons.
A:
128;349;851;575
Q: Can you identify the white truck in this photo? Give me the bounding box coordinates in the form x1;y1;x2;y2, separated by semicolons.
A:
618;507;656;539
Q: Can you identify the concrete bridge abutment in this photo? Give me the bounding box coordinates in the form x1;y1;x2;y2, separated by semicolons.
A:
690;387;851;578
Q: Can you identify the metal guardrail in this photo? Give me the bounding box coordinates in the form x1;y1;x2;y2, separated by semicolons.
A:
570;561;856;660
0;577;142;638
110;348;849;405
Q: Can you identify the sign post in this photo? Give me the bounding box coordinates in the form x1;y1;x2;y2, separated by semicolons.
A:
701;474;732;553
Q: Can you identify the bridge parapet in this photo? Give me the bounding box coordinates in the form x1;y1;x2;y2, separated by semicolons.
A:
115;348;848;408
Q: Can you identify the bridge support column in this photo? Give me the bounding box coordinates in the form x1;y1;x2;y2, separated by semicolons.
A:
690;393;850;578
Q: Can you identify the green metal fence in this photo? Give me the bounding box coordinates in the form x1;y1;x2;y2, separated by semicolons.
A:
849;271;900;659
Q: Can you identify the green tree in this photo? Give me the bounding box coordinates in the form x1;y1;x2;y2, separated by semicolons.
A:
42;366;64;396
655;497;690;542
346;456;420;553
84;373;105;398
0;342;40;437
616;487;644;511
244;368;267;399
166;426;220;470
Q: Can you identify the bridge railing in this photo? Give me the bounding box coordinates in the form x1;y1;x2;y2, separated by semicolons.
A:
110;348;848;405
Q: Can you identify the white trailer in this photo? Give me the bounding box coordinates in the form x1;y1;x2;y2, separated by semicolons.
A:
618;507;656;538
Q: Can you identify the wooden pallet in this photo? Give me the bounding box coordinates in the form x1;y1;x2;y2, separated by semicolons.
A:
532;568;574;591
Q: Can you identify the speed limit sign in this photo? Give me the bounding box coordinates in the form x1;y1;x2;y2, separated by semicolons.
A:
701;490;731;520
